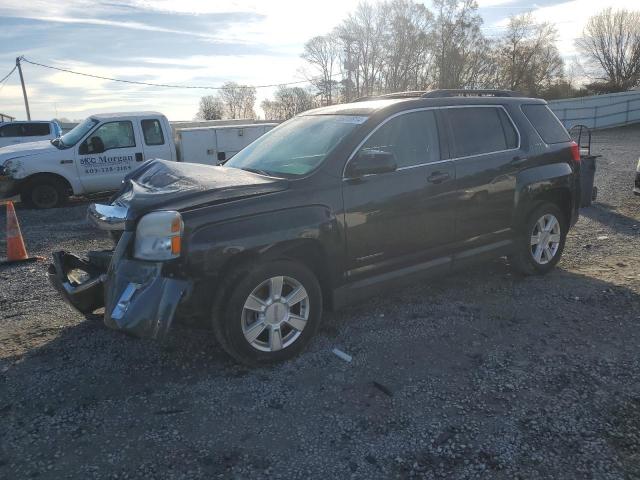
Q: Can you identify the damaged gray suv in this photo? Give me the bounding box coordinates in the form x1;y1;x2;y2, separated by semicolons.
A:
49;90;581;365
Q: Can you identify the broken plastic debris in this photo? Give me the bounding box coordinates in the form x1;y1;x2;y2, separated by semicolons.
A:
332;348;352;363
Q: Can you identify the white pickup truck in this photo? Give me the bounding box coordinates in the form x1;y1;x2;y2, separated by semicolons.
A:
0;112;276;208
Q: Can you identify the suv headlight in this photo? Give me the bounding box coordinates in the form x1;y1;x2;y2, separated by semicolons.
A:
134;211;183;261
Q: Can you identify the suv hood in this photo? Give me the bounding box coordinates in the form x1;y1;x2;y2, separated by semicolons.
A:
0;140;57;162
113;159;289;216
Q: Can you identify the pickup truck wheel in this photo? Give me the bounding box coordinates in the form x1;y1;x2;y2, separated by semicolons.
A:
509;202;567;275
21;177;68;209
213;260;323;365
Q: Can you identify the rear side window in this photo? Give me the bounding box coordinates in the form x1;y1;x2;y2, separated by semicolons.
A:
359;110;440;168
23;123;51;136
0;124;24;137
141;119;165;146
446;107;516;158
521;104;570;144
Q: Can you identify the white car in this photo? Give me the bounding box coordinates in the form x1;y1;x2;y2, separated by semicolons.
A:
0;120;62;148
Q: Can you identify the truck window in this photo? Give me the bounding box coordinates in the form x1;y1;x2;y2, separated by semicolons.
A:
358;110;440;168
92;121;136;151
445;107;515;158
521;104;570;144
0;124;24;137
23;123;51;136
141;119;165;146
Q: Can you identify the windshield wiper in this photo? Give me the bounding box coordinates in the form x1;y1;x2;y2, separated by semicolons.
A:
241;167;272;176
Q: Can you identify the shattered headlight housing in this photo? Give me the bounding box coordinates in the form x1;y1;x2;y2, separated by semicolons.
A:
2;159;18;176
134;211;183;261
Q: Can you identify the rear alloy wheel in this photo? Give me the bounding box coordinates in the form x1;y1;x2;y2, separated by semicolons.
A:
21;177;68;209
529;213;561;265
509;202;567;275
213;260;322;365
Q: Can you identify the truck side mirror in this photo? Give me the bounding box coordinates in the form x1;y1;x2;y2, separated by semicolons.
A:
346;149;397;178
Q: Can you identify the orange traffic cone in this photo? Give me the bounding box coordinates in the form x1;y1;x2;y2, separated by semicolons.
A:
1;201;39;265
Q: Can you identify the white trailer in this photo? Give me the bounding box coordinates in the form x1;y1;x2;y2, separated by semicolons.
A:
176;123;277;165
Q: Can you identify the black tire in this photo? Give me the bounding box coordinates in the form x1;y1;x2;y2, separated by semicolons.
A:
20;176;68;209
509;202;567;275
212;260;323;366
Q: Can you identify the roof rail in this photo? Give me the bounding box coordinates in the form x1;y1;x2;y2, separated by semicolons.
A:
422;89;519;98
353;91;429;102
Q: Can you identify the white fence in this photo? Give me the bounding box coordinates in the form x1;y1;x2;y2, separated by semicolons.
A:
548;90;640;130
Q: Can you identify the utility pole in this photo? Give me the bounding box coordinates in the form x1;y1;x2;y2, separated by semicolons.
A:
16;57;31;120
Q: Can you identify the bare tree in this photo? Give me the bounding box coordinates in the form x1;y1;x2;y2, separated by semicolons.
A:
195;95;224;120
218;82;257;119
432;0;487;89
262;86;316;120
576;8;640;92
381;0;434;92
302;35;340;105
496;13;564;96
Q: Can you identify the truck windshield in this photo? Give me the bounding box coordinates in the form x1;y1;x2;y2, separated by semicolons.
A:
56;117;99;149
225;114;368;177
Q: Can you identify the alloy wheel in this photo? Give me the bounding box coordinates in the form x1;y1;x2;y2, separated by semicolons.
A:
241;276;310;352
530;213;561;265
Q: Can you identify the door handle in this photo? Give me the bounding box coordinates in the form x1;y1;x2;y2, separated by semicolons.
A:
135;152;144;162
511;155;528;165
427;171;450;184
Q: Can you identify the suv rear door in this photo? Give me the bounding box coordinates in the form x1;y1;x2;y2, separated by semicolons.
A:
443;105;521;248
342;109;456;280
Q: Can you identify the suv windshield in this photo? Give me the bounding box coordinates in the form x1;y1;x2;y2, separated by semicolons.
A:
226;114;368;177
56;117;99;149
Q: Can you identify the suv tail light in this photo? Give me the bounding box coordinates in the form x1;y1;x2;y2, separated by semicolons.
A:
570;141;580;162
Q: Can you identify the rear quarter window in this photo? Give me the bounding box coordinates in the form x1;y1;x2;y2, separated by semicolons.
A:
23;123;51;136
521;104;570;144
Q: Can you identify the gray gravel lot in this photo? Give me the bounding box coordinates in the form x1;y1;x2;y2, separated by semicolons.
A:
1;125;639;479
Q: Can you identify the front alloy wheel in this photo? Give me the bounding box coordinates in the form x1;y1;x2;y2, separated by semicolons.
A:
241;276;310;352
213;260;323;365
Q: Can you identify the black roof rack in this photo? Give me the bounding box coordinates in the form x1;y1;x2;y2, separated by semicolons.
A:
422;89;519;98
353;91;429;102
353;89;520;102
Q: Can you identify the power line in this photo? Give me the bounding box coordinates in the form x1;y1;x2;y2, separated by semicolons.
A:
20;56;338;90
0;65;17;85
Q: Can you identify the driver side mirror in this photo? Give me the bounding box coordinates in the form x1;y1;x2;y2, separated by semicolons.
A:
346;149;397;178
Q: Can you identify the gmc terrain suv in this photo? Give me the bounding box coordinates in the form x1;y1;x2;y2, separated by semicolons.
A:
49;89;581;365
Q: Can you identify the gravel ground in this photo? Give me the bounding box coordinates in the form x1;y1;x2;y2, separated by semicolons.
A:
1;125;639;479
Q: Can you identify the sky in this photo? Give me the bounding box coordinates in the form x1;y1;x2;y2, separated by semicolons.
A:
0;0;635;121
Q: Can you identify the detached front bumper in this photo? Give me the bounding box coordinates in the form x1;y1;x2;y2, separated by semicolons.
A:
48;232;191;340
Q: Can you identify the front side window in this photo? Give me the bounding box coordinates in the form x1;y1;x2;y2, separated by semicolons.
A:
446;107;516;158
357;110;440;168
141;119;164;146
92;121;136;151
226;114;367;177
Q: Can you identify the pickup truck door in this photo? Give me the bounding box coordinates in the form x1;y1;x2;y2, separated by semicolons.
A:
342;109;456;281
139;117;174;162
75;120;143;193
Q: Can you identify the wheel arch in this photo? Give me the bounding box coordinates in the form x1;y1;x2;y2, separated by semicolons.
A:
21;172;77;196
